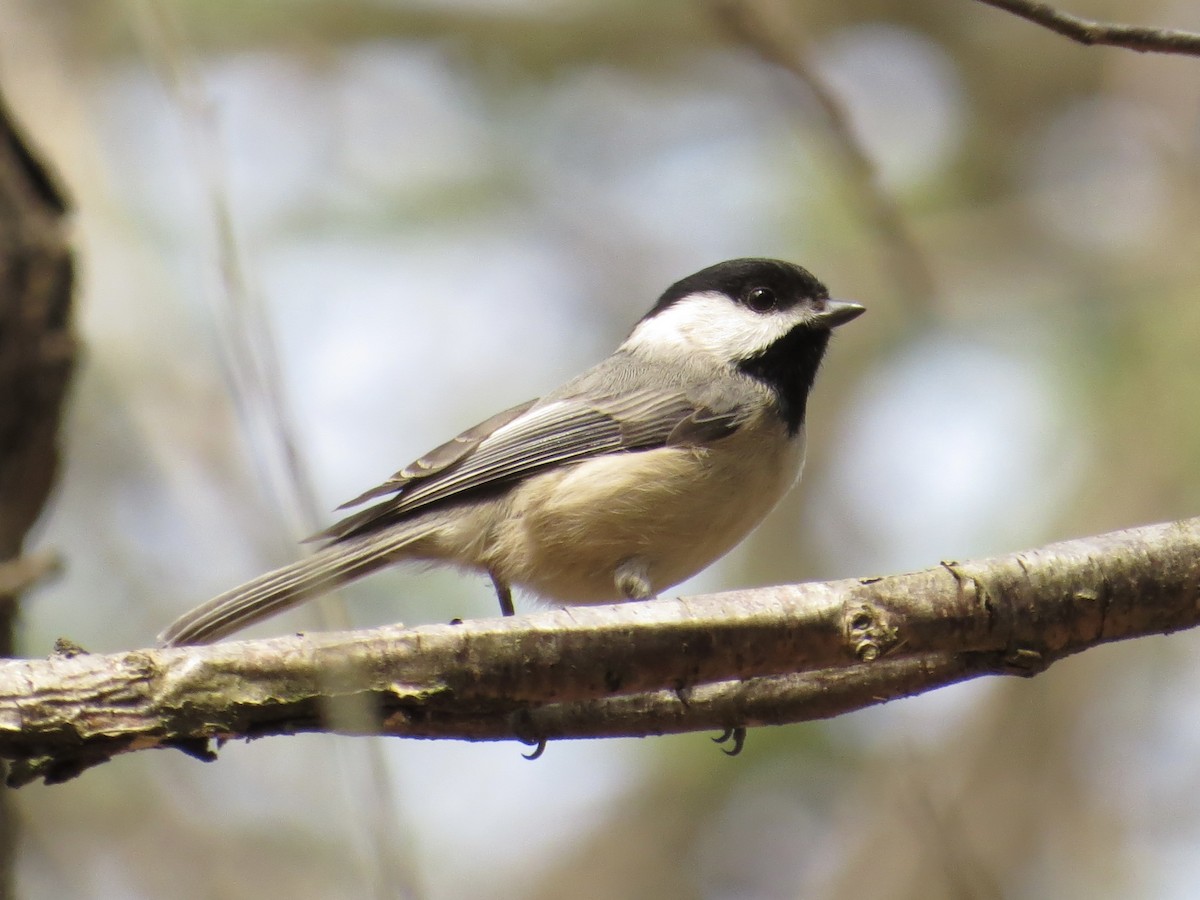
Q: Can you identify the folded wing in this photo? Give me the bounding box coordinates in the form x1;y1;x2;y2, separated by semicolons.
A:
315;380;750;544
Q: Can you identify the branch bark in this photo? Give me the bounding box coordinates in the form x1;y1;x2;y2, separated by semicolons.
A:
1;516;1197;787
973;0;1200;56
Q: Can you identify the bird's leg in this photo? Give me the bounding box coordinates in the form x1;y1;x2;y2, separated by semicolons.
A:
490;571;515;617
615;558;655;601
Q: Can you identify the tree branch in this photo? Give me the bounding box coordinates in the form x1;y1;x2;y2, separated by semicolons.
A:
0;516;1197;786
973;0;1200;56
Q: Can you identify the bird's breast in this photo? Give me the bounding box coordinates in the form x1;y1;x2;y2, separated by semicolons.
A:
485;415;806;603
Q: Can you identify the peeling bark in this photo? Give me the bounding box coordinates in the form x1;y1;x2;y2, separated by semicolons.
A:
0;517;1196;787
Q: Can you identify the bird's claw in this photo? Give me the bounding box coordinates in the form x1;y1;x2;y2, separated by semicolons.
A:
522;738;547;760
712;726;746;757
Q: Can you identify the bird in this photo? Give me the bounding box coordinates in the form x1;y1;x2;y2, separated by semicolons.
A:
159;258;864;646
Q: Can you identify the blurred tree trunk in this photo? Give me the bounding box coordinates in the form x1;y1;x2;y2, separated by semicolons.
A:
0;89;75;897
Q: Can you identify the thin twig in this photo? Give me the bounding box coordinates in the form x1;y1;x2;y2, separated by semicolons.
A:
129;6;409;895
708;0;938;314
0;552;60;597
130;1;333;557
973;0;1200;56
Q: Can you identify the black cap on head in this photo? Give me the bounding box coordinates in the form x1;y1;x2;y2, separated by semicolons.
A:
645;258;829;321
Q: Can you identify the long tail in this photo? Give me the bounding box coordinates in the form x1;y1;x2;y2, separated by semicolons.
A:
158;529;429;646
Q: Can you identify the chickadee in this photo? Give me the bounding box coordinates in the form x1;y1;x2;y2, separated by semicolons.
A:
160;258;863;646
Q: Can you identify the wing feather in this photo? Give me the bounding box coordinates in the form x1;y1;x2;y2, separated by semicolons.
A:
315;372;755;543
336;398;539;508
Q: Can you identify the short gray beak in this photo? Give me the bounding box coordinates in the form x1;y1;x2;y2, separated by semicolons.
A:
814;299;866;329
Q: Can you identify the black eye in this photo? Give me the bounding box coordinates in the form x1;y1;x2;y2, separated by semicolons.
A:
745;287;777;312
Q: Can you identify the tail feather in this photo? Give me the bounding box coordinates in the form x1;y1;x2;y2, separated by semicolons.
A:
159;529;427;646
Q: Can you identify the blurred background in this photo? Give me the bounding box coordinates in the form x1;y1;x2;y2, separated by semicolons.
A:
3;0;1200;897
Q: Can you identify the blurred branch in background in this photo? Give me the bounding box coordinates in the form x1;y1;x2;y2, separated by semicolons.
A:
3;515;1198;788
708;0;938;315
130;0;333;580
974;0;1200;55
126;5;416;898
0;90;75;896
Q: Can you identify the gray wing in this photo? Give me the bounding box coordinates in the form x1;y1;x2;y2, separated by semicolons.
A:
315;378;751;543
335;398;539;508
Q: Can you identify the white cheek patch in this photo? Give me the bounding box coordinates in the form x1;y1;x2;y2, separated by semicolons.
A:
622;291;813;361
